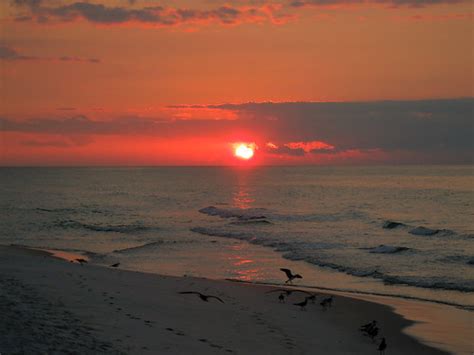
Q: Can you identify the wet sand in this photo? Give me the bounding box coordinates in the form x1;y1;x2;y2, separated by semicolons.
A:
0;245;453;354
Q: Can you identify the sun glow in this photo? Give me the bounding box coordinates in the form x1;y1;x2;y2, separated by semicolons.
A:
234;143;255;160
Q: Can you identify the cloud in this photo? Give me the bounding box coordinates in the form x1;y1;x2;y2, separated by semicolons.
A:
289;0;466;7
1;98;472;163
0;44;100;63
11;2;291;28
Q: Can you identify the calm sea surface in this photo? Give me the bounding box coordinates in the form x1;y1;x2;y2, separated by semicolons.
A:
1;166;473;308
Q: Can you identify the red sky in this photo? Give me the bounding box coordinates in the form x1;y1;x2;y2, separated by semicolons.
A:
0;0;472;165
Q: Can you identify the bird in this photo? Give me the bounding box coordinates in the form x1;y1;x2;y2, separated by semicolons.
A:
293;297;310;311
75;258;87;265
307;294;317;304
178;291;224;303
320;295;334;310
360;320;377;332
278;293;285;303
378;337;387;354
265;288;312;297
367;327;379;342
280;268;303;284
110;263;120;268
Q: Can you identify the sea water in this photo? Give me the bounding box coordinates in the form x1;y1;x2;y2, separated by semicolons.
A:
1;166;473;309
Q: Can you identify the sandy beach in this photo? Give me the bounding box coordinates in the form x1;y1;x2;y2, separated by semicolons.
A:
0;245;455;354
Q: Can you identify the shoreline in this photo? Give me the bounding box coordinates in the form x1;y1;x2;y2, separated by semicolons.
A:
1;244;466;354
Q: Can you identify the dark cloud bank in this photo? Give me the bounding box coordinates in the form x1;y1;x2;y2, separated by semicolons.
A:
1;99;472;164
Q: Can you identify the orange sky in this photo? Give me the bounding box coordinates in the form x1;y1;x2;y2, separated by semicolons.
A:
0;0;472;165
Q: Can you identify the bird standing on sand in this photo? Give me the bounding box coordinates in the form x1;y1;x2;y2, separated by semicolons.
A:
280;268;303;284
110;263;120;268
178;291;224;303
378;337;387;354
320;296;334;310
75;258;87;265
360;320;377;332
293;297;310;311
367;327;379;342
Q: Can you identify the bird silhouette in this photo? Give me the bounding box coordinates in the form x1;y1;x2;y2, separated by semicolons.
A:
266;288;312;297
367;327;379;342
75;258;87;265
360;320;377;332
280;268;303;284
320;295;334;310
178;291;224;303
278;293;285;303
378;337;387;354
293;296;310;311
110;263;120;268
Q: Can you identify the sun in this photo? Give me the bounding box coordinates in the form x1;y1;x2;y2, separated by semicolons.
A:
234;143;255;160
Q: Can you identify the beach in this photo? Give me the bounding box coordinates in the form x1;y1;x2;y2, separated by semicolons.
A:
0;244;457;354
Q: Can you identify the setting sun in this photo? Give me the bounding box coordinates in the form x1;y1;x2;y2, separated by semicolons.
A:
234;143;255;160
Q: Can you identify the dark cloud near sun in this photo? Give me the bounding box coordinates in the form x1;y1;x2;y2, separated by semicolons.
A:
1;99;472;163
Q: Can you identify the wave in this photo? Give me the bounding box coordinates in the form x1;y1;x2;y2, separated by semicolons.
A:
382;221;407;229
199;205;365;223
382;220;462;238
191;226;473;293
53;219;155;234
367;245;410;254
199;206;269;220
113;241;165;254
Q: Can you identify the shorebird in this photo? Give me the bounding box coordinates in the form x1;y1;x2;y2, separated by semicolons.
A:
266;289;312;297
360;320;377;332
280;268;303;284
293;297;310;311
278;293;285;303
378;337;387;354
110;263;120;268
75;258;87;265
367;327;379;342
320;295;334;310
178;291;224;303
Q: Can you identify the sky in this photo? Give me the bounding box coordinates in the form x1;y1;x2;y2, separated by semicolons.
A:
0;0;472;166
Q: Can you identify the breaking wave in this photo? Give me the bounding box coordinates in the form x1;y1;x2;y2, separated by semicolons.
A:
191;226;474;293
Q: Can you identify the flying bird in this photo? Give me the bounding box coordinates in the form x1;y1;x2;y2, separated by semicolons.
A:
110;263;120;268
280;268;303;284
75;258;87;265
378;337;387;354
178;291;224;303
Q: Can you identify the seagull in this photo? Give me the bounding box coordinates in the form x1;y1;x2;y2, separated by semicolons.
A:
293;297;310;311
320;295;334;309
360;320;377;332
110;263;120;268
178;291;224;303
280;268;303;284
75;258;87;265
378;337;387;354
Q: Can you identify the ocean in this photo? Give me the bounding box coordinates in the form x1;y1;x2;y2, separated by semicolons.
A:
1;166;473;309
